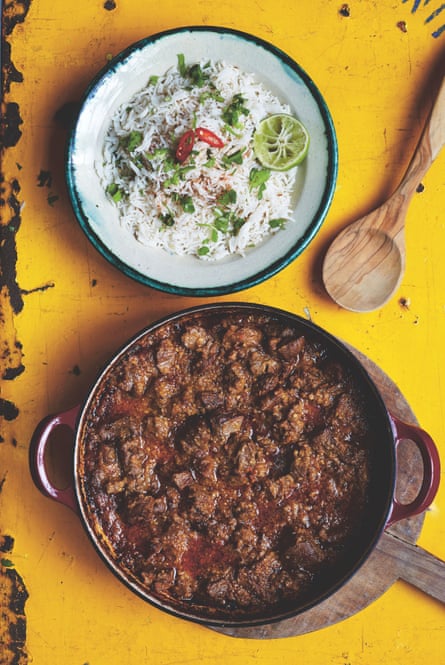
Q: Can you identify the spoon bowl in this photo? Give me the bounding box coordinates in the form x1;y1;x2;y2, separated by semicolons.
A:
322;73;445;312
323;227;403;312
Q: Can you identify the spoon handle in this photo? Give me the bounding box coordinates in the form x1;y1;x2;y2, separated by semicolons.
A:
396;74;445;200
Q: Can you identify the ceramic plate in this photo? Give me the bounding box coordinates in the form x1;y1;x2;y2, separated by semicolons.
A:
66;26;338;295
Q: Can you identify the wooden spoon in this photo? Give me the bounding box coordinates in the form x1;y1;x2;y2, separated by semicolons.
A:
322;74;445;312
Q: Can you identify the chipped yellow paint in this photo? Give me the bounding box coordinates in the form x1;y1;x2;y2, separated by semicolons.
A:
1;0;444;663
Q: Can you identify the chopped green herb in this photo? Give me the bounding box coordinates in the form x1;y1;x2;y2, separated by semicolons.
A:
163;161;195;188
249;167;271;199
123;130;143;152
217;189;237;205
221;149;243;168
269;218;287;229
180;195;195;214
210;208;246;237
232;216;246;236
222;93;249;127
146;147;170;160
148;75;159;85
163;155;176;172
132;154;148;169
199;89;224;104
203;155;216;168
214;216;230;233
198;245;210;256
106;183;123;202
177;53;187;77
159;212;175;227
188;63;209;88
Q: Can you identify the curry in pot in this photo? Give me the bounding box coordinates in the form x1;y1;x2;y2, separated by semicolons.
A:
79;310;372;620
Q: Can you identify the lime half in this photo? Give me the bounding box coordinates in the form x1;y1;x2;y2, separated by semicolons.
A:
253;114;309;171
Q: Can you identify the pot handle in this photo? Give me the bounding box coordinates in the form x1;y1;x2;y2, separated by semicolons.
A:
386;414;441;527
29;405;80;513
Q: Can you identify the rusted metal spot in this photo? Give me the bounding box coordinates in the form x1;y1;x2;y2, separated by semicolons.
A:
397;20;408;32
339;3;350;17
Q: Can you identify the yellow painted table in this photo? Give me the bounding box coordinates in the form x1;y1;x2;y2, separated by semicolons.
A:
1;0;444;662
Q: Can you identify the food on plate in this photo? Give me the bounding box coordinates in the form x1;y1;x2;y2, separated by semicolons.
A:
79;309;372;620
253;113;310;171
102;56;309;260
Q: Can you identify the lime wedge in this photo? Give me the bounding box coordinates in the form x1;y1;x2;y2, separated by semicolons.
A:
253;114;309;171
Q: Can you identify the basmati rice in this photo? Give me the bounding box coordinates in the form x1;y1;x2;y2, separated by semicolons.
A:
101;58;298;260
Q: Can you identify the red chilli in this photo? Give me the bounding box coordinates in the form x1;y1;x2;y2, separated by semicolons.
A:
175;129;196;163
175;127;225;163
195;127;225;148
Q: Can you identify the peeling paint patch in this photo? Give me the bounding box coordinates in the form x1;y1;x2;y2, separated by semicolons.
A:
3;0;32;35
1;0;31;422
1;2;31;660
0;537;29;664
21;281;55;295
0;102;23;146
36;169;52;188
0;399;19;421
0;178;24;315
0;288;24;382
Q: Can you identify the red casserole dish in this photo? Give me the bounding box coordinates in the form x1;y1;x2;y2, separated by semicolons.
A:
29;303;440;627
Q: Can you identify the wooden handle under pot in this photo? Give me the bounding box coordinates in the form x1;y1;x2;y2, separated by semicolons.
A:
378;532;445;604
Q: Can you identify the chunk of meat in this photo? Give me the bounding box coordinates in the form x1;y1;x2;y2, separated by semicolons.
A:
115;351;157;396
181;325;210;350
277;336;305;361
210;412;244;441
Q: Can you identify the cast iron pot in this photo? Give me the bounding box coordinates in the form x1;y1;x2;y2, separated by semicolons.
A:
29;303;440;628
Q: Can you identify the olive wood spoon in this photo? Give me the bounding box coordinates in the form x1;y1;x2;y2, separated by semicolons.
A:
322;74;445;312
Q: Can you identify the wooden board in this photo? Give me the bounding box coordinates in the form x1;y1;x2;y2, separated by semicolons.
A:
213;348;427;639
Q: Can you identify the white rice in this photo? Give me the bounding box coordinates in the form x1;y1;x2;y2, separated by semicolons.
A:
102;58;297;260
